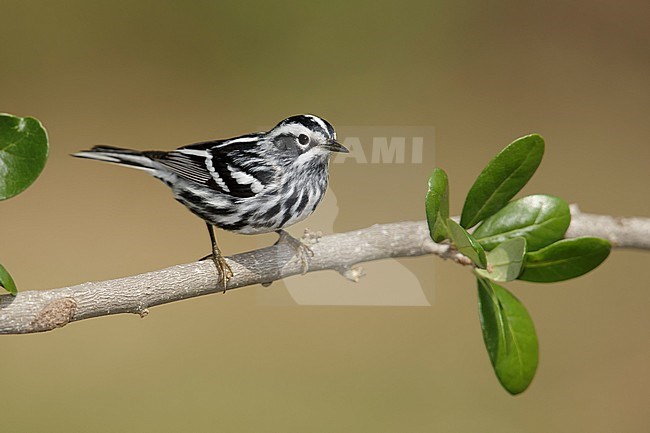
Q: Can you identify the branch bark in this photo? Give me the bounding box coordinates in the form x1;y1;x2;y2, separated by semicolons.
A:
1;208;648;334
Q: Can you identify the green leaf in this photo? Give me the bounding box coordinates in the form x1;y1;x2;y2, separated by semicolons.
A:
473;194;570;252
447;218;487;268
425;168;450;242
477;277;538;395
461;134;544;229
519;237;611;282
0;113;49;200
476;237;527;282
0;263;17;295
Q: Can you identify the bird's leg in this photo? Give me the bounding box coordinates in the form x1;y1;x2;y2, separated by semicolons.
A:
206;223;233;292
275;229;317;274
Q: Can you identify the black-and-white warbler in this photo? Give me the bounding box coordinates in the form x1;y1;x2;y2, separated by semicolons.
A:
74;114;348;286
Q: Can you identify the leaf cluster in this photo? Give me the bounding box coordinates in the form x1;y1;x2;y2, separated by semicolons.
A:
0;113;49;295
425;134;610;394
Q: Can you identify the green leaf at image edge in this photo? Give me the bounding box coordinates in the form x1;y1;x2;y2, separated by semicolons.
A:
477;277;538;395
0;113;49;200
473;194;570;252
519;237;611;282
461;134;544;229
0;263;17;295
475;237;527;282
425;168;450;242
447;218;487;268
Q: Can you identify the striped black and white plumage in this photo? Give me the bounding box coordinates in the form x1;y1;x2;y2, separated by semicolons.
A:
74;114;347;286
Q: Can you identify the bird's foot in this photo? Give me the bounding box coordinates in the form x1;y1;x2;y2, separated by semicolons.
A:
201;252;233;292
215;254;233;292
276;229;319;274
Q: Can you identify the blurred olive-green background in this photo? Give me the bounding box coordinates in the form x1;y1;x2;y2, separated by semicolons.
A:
2;1;649;432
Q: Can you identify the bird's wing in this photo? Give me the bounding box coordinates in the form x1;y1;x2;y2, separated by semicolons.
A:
152;150;213;184
152;134;275;198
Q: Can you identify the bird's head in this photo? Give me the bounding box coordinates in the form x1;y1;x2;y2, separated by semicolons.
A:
265;114;348;166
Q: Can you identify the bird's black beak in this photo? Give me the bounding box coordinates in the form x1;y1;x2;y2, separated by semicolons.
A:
320;140;349;153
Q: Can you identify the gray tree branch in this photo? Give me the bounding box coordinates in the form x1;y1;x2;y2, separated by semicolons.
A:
1;208;648;335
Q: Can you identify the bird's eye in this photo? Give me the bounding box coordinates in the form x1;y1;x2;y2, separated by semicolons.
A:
298;134;310;145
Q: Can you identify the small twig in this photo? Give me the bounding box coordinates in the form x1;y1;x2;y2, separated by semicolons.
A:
0;209;648;335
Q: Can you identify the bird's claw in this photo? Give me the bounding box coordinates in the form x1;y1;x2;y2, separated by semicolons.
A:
212;254;233;293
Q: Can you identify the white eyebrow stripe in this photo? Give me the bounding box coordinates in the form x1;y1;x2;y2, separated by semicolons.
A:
305;115;329;135
270;124;307;138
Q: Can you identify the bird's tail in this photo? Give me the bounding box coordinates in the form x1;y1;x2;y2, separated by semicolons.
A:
73;145;157;173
